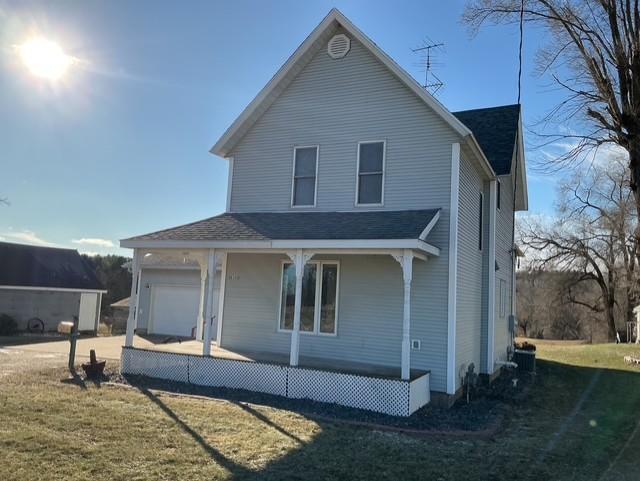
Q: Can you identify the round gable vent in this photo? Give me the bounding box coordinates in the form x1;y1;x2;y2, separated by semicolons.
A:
327;34;351;59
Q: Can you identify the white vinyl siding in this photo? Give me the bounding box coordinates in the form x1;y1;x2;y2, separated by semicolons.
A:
228;29;459;213
478;192;484;251
356;141;385;205
220;252;450;392
494;174;515;365
291;146;318;207
455;147;487;390
220;28;468;393
499;279;507;317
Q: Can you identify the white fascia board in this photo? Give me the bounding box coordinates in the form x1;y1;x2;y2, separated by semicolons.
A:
416;240;440;257
120;238;440;256
225;157;234;212
211;8;474;158
211;10;338;157
418;210;441;240
515;112;528;211
120;239;272;249
464;135;496;180
0;285;107;294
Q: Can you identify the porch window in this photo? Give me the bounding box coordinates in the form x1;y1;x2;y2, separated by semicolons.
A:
292;146;318;207
279;261;339;335
356;141;385;205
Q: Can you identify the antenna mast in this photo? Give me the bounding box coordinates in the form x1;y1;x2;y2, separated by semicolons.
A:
412;40;445;95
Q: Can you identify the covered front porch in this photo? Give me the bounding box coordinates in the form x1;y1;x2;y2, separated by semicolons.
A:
120;210;442;416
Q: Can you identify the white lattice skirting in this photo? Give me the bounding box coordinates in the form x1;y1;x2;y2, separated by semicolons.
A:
121;347;430;416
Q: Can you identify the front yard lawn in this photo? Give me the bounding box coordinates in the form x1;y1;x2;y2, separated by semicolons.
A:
1;342;640;480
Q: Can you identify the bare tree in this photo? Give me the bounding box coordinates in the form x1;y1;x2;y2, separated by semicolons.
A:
519;156;638;340
463;1;640;235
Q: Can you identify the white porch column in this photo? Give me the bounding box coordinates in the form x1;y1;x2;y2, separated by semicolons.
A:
487;180;497;374
287;249;314;367
393;249;414;381
203;249;219;356
197;253;209;343
125;249;142;347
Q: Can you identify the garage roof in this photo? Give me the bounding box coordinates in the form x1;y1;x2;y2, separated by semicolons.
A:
0;242;104;291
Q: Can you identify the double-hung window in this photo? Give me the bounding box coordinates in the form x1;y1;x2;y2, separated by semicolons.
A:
279;261;339;335
291;146;318;207
356;141;385;205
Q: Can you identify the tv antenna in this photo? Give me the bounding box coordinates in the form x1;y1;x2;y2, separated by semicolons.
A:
412;40;445;95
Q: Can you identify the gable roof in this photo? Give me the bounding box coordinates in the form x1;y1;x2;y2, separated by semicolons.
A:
0;242;104;291
453;104;520;176
123;209;441;244
210;9;495;179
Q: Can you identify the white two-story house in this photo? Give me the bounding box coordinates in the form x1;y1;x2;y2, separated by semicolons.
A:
119;9;527;416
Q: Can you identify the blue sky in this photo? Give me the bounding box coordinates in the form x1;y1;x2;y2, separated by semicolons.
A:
0;0;560;256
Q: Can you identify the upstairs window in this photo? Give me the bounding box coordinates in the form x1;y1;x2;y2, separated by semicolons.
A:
292;146;318;207
356;141;385;205
497;180;501;210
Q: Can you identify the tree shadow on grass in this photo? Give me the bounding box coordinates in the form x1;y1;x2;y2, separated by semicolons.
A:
137;386;253;479
119;359;640;481
231;401;305;444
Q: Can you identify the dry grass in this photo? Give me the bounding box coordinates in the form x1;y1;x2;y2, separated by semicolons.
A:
1;342;640;480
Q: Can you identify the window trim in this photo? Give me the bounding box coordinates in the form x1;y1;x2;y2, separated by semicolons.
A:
277;259;340;336
497;180;501;210
479;191;484;251
290;145;319;208
355;140;386;207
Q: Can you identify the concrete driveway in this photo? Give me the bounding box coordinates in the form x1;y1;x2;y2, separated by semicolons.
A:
1;335;128;361
0;335;189;378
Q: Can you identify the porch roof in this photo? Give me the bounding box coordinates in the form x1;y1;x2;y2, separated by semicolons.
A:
121;209;441;252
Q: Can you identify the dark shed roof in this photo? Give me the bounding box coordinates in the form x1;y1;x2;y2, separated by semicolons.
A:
0;242;104;290
125;209;441;242
453;104;520;175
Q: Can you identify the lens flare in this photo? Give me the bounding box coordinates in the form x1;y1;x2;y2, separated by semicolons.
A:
18;37;73;80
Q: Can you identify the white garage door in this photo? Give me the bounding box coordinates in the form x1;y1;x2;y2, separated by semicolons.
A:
149;285;200;337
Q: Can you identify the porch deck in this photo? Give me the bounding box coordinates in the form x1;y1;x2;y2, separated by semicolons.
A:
132;334;426;381
121;337;431;416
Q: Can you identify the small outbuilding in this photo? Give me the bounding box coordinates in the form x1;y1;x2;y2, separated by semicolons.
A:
0;241;106;333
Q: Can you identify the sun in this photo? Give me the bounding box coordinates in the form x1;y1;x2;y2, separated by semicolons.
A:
18;37;73;80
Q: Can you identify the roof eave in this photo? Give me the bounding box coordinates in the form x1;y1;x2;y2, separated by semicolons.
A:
210;8;473;158
120;238;440;257
464;134;497;179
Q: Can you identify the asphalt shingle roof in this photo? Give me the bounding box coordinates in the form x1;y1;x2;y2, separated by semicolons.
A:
453;104;520;175
0;242;104;290
125;209;441;242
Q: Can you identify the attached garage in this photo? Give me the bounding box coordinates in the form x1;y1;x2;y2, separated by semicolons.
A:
134;268;221;339
149;284;200;337
0;242;106;333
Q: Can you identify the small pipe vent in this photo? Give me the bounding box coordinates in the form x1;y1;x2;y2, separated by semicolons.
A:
327;34;351;59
